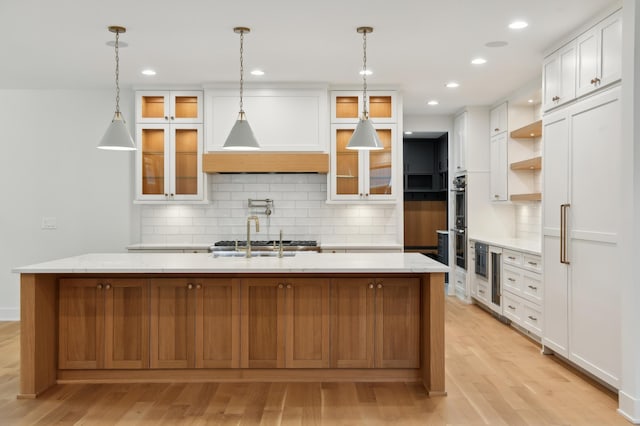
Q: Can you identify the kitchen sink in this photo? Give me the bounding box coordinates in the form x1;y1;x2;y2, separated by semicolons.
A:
212;251;296;258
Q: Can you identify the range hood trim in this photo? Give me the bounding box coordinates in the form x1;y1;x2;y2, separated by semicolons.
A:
203;152;329;174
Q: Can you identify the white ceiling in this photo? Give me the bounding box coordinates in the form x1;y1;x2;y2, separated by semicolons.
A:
0;0;617;115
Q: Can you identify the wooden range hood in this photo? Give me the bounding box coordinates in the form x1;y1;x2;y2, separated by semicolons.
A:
202;152;329;173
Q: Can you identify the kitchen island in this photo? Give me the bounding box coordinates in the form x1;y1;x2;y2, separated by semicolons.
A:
14;252;448;398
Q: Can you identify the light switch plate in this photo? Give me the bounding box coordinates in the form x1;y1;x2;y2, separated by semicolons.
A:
41;217;57;230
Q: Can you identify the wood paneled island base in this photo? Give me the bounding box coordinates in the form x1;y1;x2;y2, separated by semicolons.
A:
16;253;446;399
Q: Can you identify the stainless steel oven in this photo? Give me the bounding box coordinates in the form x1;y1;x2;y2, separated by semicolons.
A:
451;175;467;269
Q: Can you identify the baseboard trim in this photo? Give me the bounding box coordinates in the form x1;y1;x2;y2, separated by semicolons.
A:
0;308;19;321
618;390;640;424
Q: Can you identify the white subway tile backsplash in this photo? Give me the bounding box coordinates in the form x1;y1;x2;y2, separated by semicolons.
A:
140;173;400;245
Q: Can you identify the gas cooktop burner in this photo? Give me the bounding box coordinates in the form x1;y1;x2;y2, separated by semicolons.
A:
214;240;318;247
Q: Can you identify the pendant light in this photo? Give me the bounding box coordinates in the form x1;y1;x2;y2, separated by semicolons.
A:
98;26;136;151
346;26;383;151
223;27;260;150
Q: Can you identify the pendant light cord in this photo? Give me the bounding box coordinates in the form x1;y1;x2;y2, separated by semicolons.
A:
362;29;368;119
239;30;244;113
114;30;121;114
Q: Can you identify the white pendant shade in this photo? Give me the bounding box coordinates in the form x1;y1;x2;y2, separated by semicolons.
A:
346;117;383;150
223;112;260;150
98;112;136;151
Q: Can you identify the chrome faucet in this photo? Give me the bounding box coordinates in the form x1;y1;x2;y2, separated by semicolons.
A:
245;216;260;258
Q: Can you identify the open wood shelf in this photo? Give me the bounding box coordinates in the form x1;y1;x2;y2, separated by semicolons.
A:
510;120;542;139
510;156;542;171
203;153;329;173
510;193;542;202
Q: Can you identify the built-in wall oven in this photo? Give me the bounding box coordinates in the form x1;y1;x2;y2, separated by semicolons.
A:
451;175;467;269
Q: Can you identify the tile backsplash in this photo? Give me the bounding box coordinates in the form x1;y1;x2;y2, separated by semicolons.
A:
515;203;541;240
140;174;399;245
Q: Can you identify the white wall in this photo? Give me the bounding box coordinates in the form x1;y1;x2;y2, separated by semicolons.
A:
0;89;137;320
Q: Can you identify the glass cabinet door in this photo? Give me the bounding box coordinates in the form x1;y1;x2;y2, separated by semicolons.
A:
335;128;360;196
173;128;198;195
141;127;167;196
172;95;200;120
140;95;167;121
368;128;392;195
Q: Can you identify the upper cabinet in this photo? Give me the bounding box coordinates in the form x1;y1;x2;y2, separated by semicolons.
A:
135;90;204;202
205;88;328;152
330;91;397;124
542;9;621;112
453;107;490;174
575;10;622;98
542;42;576;111
329;90;400;202
490;132;508;201
136;91;203;124
489;102;508;136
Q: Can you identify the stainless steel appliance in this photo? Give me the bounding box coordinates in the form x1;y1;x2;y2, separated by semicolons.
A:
474;242;488;278
451;175;467;269
490;247;502;308
210;240;320;254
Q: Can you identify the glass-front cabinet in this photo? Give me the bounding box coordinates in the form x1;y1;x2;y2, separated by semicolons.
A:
135;90;204;202
331;123;396;201
330;91;396;124
136;91;203;124
136;124;203;201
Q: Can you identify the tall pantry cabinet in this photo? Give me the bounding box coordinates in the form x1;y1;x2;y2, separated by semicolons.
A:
541;8;622;389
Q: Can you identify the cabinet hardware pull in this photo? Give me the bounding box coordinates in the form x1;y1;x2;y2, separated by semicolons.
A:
286;284;292;289
105;283;111;290
508;278;516;282
478;289;485;294
187;283;193;290
164;116;169;120
170;116;175;120
196;284;202;289
528;261;537;266
97;284;103;289
359;193;363;197
494;194;499;198
591;78;597;85
164;193;168;197
560;204;571;264
595;77;601;84
494;128;500;132
528;315;538;321
552;96;560;102
508;305;516;310
377;283;383;289
368;283;374;289
278;284;284;289
528;285;538;290
508;256;516;260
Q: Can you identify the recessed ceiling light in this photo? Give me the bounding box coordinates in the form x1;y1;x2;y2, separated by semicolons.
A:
509;21;529;30
485;41;508;48
427;100;439;106
527;99;534;103
471;58;487;65
445;82;460;88
141;69;156;76
250;69;265;76
404;131;413;135
359;69;373;76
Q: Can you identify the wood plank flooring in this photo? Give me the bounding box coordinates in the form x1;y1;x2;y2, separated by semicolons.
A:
0;297;627;425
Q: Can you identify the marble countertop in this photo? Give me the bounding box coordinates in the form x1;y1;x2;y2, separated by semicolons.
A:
468;236;541;255
13;252;449;274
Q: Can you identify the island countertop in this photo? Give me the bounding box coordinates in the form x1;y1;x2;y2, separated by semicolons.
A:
14;252;449;274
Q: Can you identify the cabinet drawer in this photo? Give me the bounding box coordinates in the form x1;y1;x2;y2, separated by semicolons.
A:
523;254;542;272
503;250;523;266
522;272;543;304
502;265;523;296
475;279;489;304
522;300;542;336
503;292;523;323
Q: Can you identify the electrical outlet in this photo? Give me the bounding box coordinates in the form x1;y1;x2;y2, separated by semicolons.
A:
41;217;57;230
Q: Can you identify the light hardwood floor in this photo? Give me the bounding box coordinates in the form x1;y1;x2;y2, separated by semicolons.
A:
0;297;627;425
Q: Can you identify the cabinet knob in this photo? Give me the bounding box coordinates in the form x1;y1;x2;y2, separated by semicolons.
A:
286;284;292;289
368;283;374;289
97;284;103;289
170;116;175;120
494;194;499;198
187;283;193;290
494;128;500;132
365;193;369;197
196;284;202;289
552;96;560;102
595;77;601;84
164;193;169;197
170;193;175;197
164;116;169;120
278;284;284;289
105;283;111;290
377;283;383;289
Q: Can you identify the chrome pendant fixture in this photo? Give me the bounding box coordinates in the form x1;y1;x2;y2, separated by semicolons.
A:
98;26;136;151
346;26;383;151
223;27;260;150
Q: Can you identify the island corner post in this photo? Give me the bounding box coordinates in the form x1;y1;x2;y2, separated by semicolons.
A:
18;269;446;398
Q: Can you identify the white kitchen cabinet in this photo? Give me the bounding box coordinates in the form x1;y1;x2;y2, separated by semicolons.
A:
135;123;204;202
205;88;328;152
542;85;621;388
490;102;507;136
136;91;203;124
329;123;396;202
542;42;576;112
489;133;508;201
575;10;622;99
454;267;467;301
330;91;397;124
501;249;543;337
452;107;489;173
